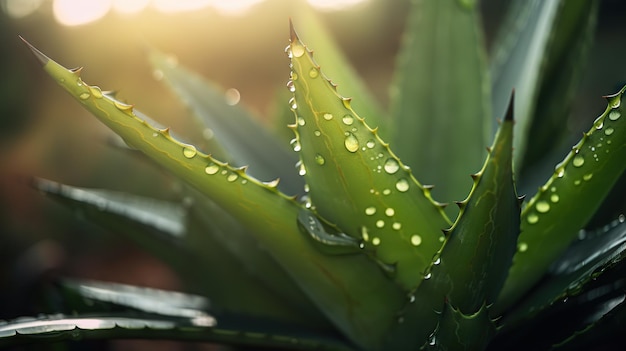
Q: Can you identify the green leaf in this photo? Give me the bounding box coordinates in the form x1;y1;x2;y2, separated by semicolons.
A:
424;302;495;351
389;0;491;209
0;313;353;351
289;23;451;292
33;177;327;328
497;86;626;311
148;47;303;195
24;38;406;350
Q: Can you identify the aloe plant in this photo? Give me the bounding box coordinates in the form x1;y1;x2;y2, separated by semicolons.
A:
4;0;626;350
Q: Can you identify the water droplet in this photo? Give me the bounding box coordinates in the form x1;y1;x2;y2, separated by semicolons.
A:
360;227;370;241
572;154;585;167
556;167;565;178
289;97;298;110
323;113;333;121
396;179;410;192
342;98;351;109
518;242;528;252
344;133;359;153
182;145;197;158
434;257;441;265
315;154;325;165
227;173;238;182
383;158;400;174
114;101;133;114
583;173;593;181
314;130;321;137
366;140;375;149
89;86;103;99
291;72;298;81
392;222;402;230
224;88;240;106
79;92;90;100
298;163;307;176
342;114;354;125
605;127;615;136
385;208;395;216
574;179;582;186
291;43;305;58
365;206;376;215
410;234;422;246
609;110;621;121
376;220;385;228
383;189;391;195
308;67;319;78
205;163;219;175
536;201;550;213
290;138;301;152
372;237;381;246
608;95;621;109
550;194;560;203
619;214;625;223
286;80;295;92
408;294;416;303
527;213;539;224
297;116;305;126
424;272;432;280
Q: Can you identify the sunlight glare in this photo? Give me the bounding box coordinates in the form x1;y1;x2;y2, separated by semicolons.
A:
113;0;150;14
53;0;112;26
308;0;368;11
208;0;265;15
1;0;44;18
151;0;212;13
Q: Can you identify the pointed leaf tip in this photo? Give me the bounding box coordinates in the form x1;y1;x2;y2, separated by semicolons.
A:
289;18;298;43
505;91;515;122
19;36;50;66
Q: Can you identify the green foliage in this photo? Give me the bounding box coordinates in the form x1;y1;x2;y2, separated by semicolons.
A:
4;0;626;350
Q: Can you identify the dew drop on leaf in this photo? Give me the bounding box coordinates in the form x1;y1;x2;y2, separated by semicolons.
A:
227;173;238;182
182;145;197;158
308;67;319;78
518;242;528;252
366;140;376;149
79;92;90;100
385;208;395;216
286;80;295;92
605;127;615;136
365;206;376;215
315;154;325;165
572;154;585;167
550;194;560;203
527;213;539;224
392;222;402;230
205;163;219;175
536;201;550;213
395;179;410;192
583;173;593;181
297;117;305;126
323;113;333;121
410;234;422;246
383;158;400;174
609;110;621;121
342;114;354;125
372;237;381;246
291;43;305;58
344;133;359;153
89;86;103;99
376;220;385;228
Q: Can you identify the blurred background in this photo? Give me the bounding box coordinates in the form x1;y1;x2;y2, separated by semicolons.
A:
0;0;625;349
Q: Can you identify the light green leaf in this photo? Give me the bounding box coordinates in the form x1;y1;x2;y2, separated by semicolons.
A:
389;0;491;209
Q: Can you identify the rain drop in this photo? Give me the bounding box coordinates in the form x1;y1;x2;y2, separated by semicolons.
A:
89;86;103;98
376;220;385;228
536;201;550;213
384;158;400;174
342;114;354;125
298;163;307;176
424;272;432;280
291;72;298;81
518;242;528;252
290;138;301;152
383;189;391;195
385;208;395;216
361;226;370;241
550;194;560;203
344;133;359;153
372;237;381;246
291;43;305;58
572;154;585;167
433;257;441;265
289;97;298;110
314;130;321;137
365;207;377;215
308;67;319;78
392;222;402;230
79;92;90;100
410;234;422;246
227;173;238;182
583;173;593;181
182;145;197;158
315;154;325;165
396;178;410;192
605;127;615;136
609;110;621;121
286;80;295;92
323;113;333;121
527;213;539;224
366;140;376;149
297;117;306;126
205;163;219;175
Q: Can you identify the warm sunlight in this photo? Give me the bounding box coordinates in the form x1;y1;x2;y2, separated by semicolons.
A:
53;0;111;26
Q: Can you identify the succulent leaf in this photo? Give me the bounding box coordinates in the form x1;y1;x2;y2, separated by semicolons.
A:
498;86;626;311
288;23;451;292
424;302;496;351
23;37;406;350
389;0;491;209
147;47;303;195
